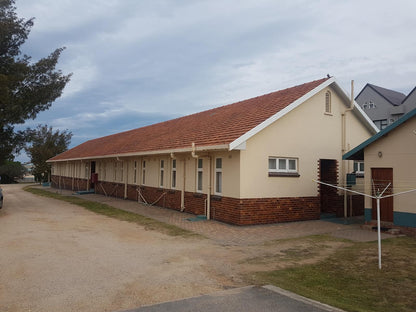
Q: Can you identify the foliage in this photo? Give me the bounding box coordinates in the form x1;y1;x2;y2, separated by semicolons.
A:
0;0;71;163
25;124;72;182
0;160;25;183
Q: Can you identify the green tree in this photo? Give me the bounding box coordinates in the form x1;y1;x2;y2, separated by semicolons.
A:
0;160;26;183
26;125;72;182
0;0;71;163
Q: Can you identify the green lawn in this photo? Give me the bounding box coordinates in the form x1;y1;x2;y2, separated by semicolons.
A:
24;186;200;238
251;236;416;312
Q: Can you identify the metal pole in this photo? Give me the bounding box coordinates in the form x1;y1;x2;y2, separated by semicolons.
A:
377;197;381;269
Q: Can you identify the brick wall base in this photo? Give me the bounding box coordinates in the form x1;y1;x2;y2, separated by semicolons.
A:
50;176;323;225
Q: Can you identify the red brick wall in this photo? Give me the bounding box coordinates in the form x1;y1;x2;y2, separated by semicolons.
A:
51;175;88;191
50;177;321;225
212;196;320;225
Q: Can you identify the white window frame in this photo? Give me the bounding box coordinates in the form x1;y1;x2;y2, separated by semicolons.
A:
215;158;222;195
133;161;137;184
171;159;177;189
268;157;298;174
197;158;203;192
160;159;165;187
354;161;364;175
142;160;146;185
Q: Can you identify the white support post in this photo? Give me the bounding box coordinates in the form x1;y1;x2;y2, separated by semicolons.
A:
376;197;381;269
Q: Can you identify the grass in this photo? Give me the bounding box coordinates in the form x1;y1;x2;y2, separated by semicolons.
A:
250;236;416;312
24;186;200;238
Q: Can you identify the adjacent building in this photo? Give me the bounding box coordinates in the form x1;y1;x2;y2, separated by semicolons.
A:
48;77;377;225
344;107;416;234
356;83;416;130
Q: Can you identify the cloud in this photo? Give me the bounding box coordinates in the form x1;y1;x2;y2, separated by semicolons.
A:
13;0;416;155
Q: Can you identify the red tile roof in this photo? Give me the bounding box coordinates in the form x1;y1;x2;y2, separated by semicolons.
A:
50;77;329;161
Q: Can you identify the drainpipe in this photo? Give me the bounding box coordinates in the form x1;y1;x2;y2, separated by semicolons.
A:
342;80;355;218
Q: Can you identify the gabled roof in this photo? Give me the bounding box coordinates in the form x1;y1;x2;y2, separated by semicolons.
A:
355;83;406;106
343;106;416;160
49;77;376;162
402;86;416;105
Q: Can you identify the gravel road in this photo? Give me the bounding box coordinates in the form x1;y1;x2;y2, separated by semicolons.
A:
0;184;227;312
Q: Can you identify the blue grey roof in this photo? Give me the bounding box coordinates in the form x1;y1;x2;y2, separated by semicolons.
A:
343;106;416;160
356;83;407;106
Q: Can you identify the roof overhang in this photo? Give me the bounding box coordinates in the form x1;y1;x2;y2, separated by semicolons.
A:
47;144;229;163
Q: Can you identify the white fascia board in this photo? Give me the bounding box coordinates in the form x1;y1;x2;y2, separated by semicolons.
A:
331;80;379;134
229;77;336;151
47;144;229;163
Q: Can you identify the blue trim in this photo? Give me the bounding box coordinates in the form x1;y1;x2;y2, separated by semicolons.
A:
343;106;416;160
394;211;416;228
364;208;372;222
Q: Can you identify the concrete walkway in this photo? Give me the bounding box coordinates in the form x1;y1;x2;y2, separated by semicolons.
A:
121;285;346;312
46;187;396;246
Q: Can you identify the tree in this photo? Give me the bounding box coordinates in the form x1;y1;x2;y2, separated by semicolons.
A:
0;0;71;163
0;160;25;183
26;125;72;182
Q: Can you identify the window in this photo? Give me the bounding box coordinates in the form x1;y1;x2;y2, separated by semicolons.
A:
102;162;106;181
142;160;146;185
363;104;368;109
160;160;164;187
120;161;124;182
353;161;364;176
369;101;375;108
325;91;331;114
85;164;89;179
197;159;203;192
114;162;117;181
374;119;388;130
215;158;222;194
268;157;299;176
134;161;137;184
171;159;177;189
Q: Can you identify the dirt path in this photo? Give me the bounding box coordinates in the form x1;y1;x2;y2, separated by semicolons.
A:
0;184;347;312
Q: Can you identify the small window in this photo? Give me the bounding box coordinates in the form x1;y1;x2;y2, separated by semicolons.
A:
325;91;331;114
171;159;176;189
269;157;299;176
215;158;222;194
160;160;164;187
197;159;203;192
142;160;146;185
363;104;368;109
353;161;364;176
369;101;375;108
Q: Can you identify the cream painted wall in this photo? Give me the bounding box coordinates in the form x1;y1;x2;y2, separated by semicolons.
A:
364;118;416;213
239;87;373;198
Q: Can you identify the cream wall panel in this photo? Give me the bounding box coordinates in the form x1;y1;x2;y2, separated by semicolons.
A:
240;87;372;198
364;118;416;213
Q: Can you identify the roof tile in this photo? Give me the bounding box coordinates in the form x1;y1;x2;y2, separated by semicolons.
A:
50;77;329;161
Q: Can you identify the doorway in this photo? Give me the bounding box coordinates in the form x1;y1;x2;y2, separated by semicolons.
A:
319;159;339;214
371;168;393;222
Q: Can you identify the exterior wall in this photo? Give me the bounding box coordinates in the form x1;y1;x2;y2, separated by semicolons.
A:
402;88;416;114
356;86;401;127
239;86;372;199
48;88;373;225
363;117;416;227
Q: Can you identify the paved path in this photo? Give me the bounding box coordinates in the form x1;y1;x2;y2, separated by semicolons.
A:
121;285;346;312
45;186;396;246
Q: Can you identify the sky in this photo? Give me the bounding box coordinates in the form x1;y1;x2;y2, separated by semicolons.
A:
14;0;416;162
